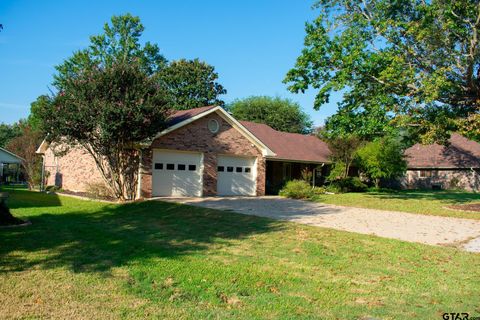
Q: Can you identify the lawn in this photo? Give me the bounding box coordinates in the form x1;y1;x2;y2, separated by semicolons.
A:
1;189;479;319
315;190;480;220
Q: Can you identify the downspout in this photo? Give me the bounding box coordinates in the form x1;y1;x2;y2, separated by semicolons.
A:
40;155;45;192
136;149;143;200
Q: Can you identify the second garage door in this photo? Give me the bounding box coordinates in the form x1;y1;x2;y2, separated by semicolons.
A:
217;155;256;196
152;150;203;197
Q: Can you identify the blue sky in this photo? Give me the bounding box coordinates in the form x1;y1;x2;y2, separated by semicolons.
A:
0;0;342;125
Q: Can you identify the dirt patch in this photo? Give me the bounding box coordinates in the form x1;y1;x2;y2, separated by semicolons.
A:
447;203;480;212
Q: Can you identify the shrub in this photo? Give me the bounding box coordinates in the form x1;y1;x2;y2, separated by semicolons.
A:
328;177;368;193
279;180;313;199
85;182;113;199
45;185;60;192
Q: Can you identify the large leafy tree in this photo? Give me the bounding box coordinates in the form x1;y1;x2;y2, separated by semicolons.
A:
157;58;226;110
37;15;171;201
0;123;21;148
54;14;167;90
228;96;313;134
285;0;480;143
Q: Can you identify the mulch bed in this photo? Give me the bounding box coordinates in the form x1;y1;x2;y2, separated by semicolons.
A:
56;190;117;202
447;203;480;212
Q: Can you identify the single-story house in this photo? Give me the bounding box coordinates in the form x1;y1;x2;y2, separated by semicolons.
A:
0;147;23;183
36;106;331;198
403;133;480;191
36;105;480;196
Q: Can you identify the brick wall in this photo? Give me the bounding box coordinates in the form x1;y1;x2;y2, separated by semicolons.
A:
401;169;480;191
143;111;266;197
43;145;105;192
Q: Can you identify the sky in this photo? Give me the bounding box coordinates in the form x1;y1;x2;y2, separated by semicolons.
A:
0;0;342;126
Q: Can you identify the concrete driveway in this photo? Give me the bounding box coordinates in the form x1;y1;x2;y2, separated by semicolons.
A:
160;196;480;252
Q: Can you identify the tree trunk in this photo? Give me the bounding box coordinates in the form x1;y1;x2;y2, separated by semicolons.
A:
0;195;24;226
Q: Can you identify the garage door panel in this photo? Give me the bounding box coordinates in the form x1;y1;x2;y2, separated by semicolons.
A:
152;150;203;197
217;155;256;196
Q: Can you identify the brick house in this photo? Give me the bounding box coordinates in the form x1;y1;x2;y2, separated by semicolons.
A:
36;106;331;198
402;134;480;191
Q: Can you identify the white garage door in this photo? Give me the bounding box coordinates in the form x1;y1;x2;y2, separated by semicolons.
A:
217;155;256;196
152;150;203;197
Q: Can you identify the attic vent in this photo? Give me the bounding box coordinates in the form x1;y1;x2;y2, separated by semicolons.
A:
208;119;220;133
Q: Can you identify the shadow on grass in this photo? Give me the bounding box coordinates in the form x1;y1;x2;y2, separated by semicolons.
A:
366;189;480;204
3;188;62;209
0;194;282;274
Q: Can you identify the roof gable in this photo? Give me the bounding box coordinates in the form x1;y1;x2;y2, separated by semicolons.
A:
152;106;275;156
0;147;23;163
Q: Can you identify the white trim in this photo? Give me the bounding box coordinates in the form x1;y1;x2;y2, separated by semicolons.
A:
0;147;24;162
36;139;49;154
152;106;275;157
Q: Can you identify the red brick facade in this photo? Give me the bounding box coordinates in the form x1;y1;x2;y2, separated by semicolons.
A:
43;111;267;198
43;145;105;192
141;111;266;197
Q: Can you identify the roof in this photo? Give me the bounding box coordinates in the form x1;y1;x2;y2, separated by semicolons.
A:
167;106;217;126
405;133;480;169
240;121;331;163
0;147;23;164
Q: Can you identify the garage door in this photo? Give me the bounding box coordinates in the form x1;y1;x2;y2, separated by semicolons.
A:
152;150;203;197
217;155;256;196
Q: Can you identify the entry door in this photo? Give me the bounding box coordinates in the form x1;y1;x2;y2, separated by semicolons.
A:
152;150;203;197
217;155;256;196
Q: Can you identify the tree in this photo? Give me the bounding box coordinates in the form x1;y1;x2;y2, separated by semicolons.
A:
228;96;313;134
324;135;364;179
157;59;226;110
5;124;43;189
357;137;407;187
36;15;172;201
54;14;167;91
0;123;21;147
285;1;480;143
38;60;170;201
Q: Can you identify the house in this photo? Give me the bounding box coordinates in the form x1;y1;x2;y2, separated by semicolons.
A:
403;133;480;191
36;106;331;198
0;147;23;183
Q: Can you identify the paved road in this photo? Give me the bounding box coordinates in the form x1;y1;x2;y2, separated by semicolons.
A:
159;196;480;253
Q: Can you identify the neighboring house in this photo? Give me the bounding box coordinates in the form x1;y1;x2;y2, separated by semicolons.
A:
36;106;331;198
403;134;480;191
0;147;23;183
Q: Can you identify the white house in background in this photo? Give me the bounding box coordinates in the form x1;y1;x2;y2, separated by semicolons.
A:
0;147;23;182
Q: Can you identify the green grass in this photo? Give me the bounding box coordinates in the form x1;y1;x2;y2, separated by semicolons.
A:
1;189;479;319
313;189;480;220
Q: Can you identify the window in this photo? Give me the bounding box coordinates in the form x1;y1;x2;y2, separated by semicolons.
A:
244;167;251;173
208;119;220;133
236;167;243;173
227;166;234;172
419;170;432;178
188;165;197;171
166;163;175;170
154;163;163;170
178;164;186;171
218;166;225;172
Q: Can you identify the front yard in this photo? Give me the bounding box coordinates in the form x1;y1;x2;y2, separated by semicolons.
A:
1;190;479;319
316;189;480;220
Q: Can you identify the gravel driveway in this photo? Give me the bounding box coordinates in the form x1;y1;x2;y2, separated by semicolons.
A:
160;196;480;253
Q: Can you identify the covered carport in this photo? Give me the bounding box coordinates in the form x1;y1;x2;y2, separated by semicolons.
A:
0;147;23;184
